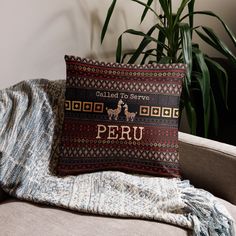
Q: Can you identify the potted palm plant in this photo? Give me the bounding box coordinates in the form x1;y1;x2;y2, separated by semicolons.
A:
101;0;236;138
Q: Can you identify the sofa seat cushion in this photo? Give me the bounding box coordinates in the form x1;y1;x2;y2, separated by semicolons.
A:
0;199;191;236
1;198;235;236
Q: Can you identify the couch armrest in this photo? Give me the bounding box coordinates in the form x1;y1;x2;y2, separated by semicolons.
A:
179;132;236;205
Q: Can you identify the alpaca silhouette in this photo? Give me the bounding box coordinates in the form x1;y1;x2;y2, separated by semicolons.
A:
123;103;137;122
106;99;124;120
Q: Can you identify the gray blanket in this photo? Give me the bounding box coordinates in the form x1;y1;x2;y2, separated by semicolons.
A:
0;79;234;236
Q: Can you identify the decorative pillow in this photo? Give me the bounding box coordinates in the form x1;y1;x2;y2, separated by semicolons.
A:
57;55;186;177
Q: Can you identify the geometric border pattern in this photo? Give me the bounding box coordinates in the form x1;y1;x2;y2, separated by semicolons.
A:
151;106;161;117
65;100;71;110
173;108;179;118
66;100;104;113
72;101;82;111
162;107;172;118
67;77;183;96
93;103;104;113
66;101;179;118
139;106;178;118
139;106;150;116
83;102;93;112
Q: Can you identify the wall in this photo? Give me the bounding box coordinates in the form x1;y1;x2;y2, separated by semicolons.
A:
187;0;236;57
0;0;235;88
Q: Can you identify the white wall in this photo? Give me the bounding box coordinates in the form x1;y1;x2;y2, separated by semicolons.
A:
0;0;235;88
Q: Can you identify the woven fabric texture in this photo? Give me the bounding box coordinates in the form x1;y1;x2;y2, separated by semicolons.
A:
58;56;186;177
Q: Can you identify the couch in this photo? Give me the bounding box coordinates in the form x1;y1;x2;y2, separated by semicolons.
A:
0;132;235;236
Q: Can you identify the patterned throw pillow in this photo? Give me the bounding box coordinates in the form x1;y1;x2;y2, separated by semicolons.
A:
57;55;186;177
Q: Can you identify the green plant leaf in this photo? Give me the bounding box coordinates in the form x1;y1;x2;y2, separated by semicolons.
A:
140;0;154;23
166;14;180;62
205;57;228;108
128;38;152;63
195;29;218;49
159;0;173;25
182;79;197;134
156;29;166;61
181;11;236;47
187;0;195;31
122;49;158;64
198;27;236;64
193;47;211;137
116;35;122;62
131;0;162;23
209;89;219;136
158;56;172;64
184;100;197;135
101;0;117;43
116;29;168;62
173;0;191;27
179;23;192;84
128;24;159;64
141;49;153;64
159;0;169;17
122;29;165;44
140;49;165;64
116;28;168;63
121;50;137;63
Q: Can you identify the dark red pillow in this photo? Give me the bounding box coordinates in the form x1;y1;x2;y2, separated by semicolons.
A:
57;55;186;177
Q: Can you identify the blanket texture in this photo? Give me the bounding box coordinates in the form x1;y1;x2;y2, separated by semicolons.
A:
0;79;234;236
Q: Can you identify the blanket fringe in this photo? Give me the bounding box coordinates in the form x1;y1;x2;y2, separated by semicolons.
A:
179;180;235;236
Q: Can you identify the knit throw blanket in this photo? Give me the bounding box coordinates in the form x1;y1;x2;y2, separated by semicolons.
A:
0;79;234;236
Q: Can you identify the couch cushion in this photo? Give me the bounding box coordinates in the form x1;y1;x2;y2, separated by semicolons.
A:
179;132;236;205
0;199;190;236
1;198;235;236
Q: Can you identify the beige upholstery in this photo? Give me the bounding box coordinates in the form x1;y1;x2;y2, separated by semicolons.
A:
0;132;236;235
179;132;236;205
0;200;189;236
0;198;235;236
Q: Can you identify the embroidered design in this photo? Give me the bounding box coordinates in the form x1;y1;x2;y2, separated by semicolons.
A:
72;101;82;111
106;99;124;120
140;106;150;116
173;108;179;118
123;104;137;122
151;106;161;117
65;100;71;110
58;55;187;177
94;103;104;113
162;107;172;118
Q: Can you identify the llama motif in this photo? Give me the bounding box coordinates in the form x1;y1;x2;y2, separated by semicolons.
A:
123;103;137;122
106;99;124;120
